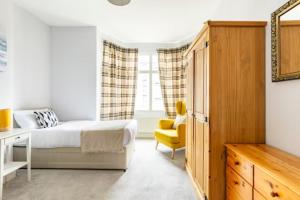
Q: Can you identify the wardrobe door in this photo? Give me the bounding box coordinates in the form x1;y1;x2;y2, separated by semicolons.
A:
194;43;205;191
203;38;210;198
194;34;209;194
194;38;208;118
185;52;194;174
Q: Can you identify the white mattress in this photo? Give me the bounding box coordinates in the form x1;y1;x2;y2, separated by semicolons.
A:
16;120;137;149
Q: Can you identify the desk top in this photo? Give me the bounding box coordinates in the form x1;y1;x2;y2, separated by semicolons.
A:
0;129;30;140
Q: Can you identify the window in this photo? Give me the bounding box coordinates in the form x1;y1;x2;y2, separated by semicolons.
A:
135;54;164;111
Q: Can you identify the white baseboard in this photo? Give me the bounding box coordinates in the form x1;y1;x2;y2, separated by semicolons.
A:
136;132;154;139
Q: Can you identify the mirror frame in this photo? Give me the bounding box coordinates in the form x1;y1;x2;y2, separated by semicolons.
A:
272;0;300;82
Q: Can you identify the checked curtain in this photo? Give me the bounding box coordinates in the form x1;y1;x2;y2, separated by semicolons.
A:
157;44;189;118
100;40;138;120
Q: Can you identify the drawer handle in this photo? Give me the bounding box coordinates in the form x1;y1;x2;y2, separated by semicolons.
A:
271;192;279;197
234;161;240;165
234;181;239;185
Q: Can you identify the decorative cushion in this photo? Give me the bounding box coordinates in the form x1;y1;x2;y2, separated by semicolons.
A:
33;110;59;128
172;115;186;129
14;108;49;129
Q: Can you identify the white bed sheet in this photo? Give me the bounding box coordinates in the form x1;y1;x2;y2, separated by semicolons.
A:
16;120;137;149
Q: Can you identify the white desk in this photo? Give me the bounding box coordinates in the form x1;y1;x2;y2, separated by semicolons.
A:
0;129;31;200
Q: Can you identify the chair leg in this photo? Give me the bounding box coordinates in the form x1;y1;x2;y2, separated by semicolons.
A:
155;141;159;150
171;148;175;159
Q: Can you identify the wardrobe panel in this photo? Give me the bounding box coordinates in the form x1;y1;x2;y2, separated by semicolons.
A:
208;25;266;200
186;114;194;175
194;46;204;115
186;53;194;113
203;123;210;197
194;118;204;191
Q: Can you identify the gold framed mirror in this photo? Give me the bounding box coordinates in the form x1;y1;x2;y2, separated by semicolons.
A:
272;0;300;82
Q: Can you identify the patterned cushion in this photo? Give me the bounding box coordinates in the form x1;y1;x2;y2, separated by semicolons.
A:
172;115;186;129
33;110;59;128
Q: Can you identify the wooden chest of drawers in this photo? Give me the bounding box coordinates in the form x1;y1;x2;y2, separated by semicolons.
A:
226;144;300;200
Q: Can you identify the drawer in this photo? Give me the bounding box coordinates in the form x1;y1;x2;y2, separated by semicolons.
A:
4;133;29;145
227;149;254;185
254;167;300;200
254;190;266;200
226;166;252;200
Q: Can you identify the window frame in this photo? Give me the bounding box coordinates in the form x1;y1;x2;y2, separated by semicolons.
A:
135;53;163;112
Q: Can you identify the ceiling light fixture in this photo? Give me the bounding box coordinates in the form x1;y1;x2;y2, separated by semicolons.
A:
107;0;131;6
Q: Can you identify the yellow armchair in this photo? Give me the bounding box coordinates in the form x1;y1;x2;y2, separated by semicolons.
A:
159;119;174;129
154;101;186;159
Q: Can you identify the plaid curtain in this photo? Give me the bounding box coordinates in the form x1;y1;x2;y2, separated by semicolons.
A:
101;40;138;120
157;44;189;118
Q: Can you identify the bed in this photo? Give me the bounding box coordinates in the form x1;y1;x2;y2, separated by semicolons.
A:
13;110;137;170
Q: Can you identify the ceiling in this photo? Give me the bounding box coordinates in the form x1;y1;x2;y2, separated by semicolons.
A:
13;0;221;43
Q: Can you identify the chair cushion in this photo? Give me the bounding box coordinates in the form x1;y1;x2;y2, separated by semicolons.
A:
172;115;186;129
154;129;179;144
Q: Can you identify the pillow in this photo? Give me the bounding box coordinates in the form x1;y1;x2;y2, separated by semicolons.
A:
172;115;187;129
34;110;59;128
14;108;49;129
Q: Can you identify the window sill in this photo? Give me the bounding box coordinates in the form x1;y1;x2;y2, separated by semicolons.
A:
134;110;165;118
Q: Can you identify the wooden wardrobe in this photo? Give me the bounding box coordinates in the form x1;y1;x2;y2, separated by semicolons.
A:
185;21;267;200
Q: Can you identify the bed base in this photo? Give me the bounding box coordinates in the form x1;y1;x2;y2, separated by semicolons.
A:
13;140;135;170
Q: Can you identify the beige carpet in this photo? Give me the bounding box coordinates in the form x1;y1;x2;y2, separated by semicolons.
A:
4;139;197;200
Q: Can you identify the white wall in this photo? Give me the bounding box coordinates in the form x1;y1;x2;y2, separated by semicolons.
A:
265;2;300;157
210;0;300;156
51;27;97;121
0;1;97;123
0;0;14;109
13;5;51;110
0;1;51;111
